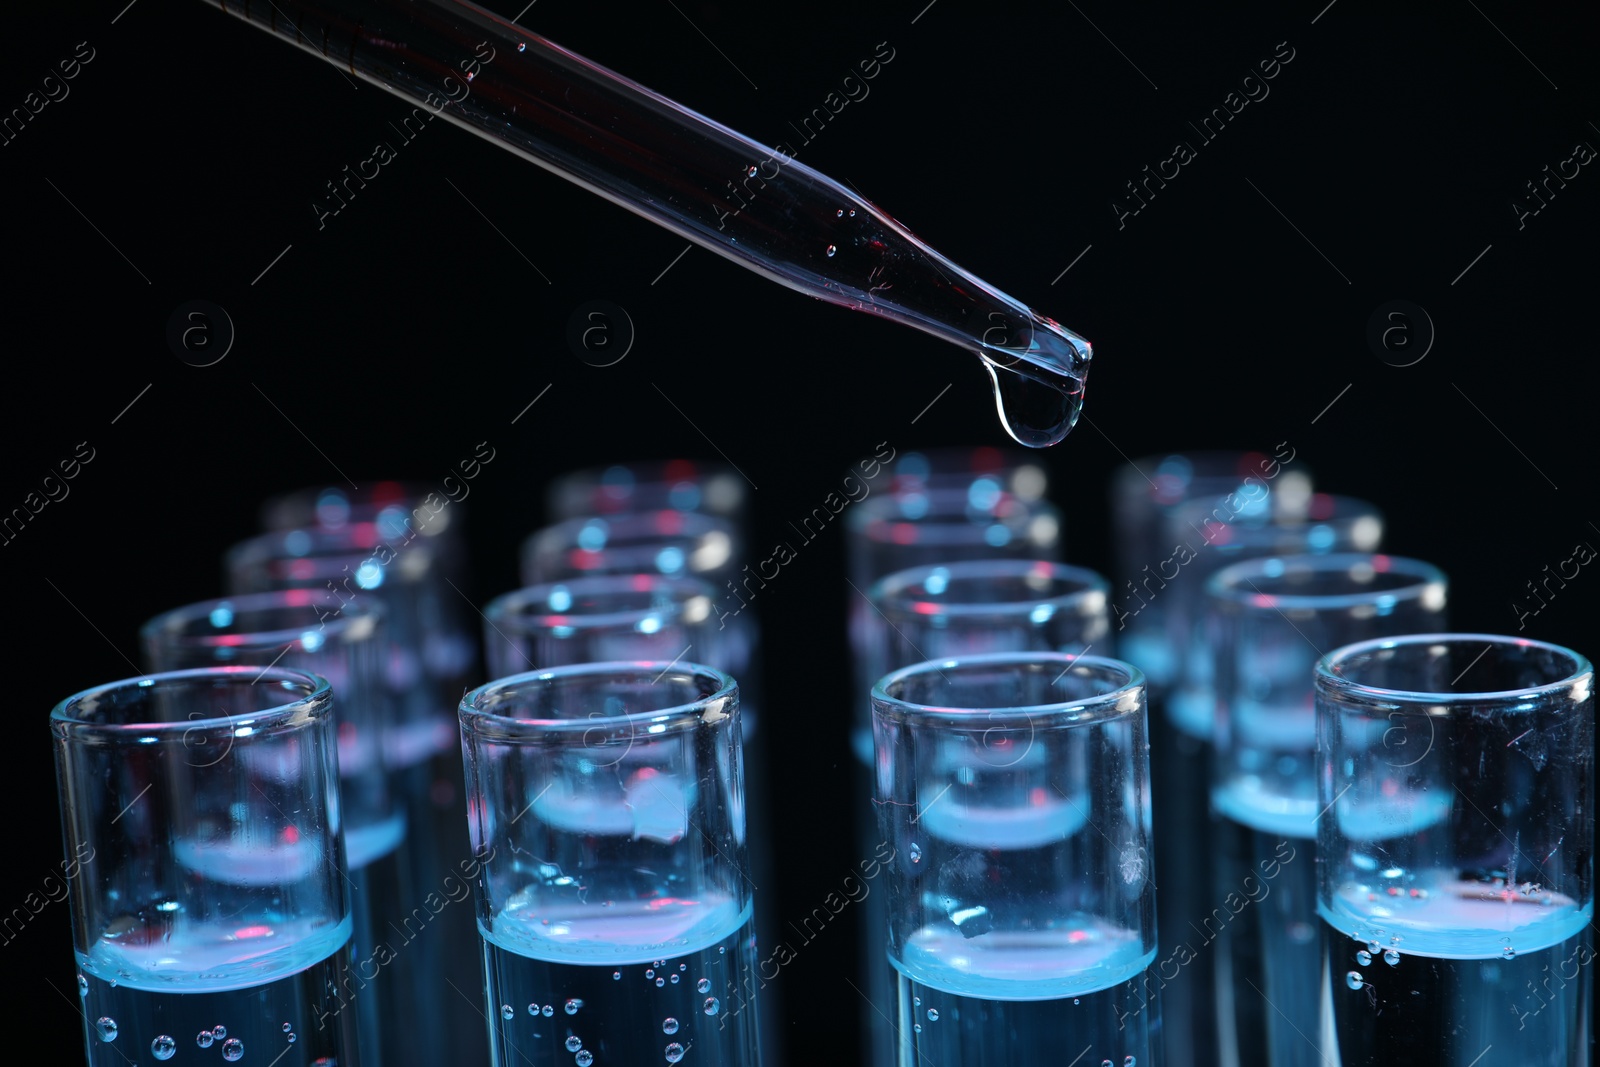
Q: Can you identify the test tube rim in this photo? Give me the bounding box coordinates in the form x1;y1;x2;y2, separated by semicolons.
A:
870;558;1109;621
1313;632;1594;707
484;574;717;635
522;511;736;575
140;589;387;655
50;665;333;738
871;650;1144;729
849;486;1062;542
460;659;738;740
1205;552;1446;611
226;524;439;584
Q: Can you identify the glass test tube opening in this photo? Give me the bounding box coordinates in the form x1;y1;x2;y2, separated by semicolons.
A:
546;461;748;528
460;662;762;1063
522;511;741;588
1209;554;1448;839
52;667;361;1064
1316;634;1594;1063
872;653;1158;1061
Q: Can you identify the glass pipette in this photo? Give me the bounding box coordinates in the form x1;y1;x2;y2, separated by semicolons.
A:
206;0;1092;446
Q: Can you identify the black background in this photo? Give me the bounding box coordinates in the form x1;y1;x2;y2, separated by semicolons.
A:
5;0;1597;1061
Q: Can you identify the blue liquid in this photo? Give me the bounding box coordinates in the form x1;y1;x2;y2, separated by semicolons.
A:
1322;897;1593;1066
1213;817;1319;1067
346;818;407;1067
478;897;762;1067
78;919;361;1066
890;932;1159;1066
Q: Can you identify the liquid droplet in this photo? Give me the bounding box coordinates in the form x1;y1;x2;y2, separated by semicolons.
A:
704;997;720;1016
95;1018;118;1043
664;1018;680;1034
826;244;837;258
542;1006;554;1018
77;975;88;997
501;1005;515;1020
566;1037;583;1053
1383;949;1400;966
665;1042;685;1063
222;1038;244;1061
697;979;711;993
1355;950;1372;966
577;1053;594;1067
984;358;1087;449
213;1026;227;1039
927;1009;939;1022
197;1031;215;1049
566;999;583;1015
1346;971;1364;990
909;844;922;864
151;1035;177;1060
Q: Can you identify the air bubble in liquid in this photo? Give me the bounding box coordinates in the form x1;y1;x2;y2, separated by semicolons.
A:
577;1053;593;1067
679;964;687;971
910;844;922;864
1367;940;1380;956
95;1018;118;1043
671;974;680;984
1502;945;1516;960
283;1024;293;1033
698;979;711;993
222;1038;244;1062
566;1037;583;1053
502;1005;515;1020
646;969;655;978
664;1018;680;1034
197;1031;215;1049
1101;1060;1112;1067
656;978;665;987
1346;971;1364;990
566;999;583;1015
614;972;623;981
1355;950;1372;966
213;1026;227;1039
914;1025;922;1034
927;1009;939;1022
826;245;837;257
704;997;720;1016
666;1042;685;1063
151;1035;177;1060
1126;1059;1137;1067
529;1004;541;1016
1384;949;1400;966
542;1006;554;1018
288;1034;298;1044
77;975;87;997
517;42;527;52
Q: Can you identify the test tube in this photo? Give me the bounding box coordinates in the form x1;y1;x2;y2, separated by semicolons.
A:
1109;449;1311;694
225;525;479;1067
141;592;405;1067
53;666;362;1066
1315;634;1594;1066
546;461;749;533
872;651;1159;1065
460;662;762;1066
522;511;742;591
1206;555;1448;1067
1152;491;1381;1067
